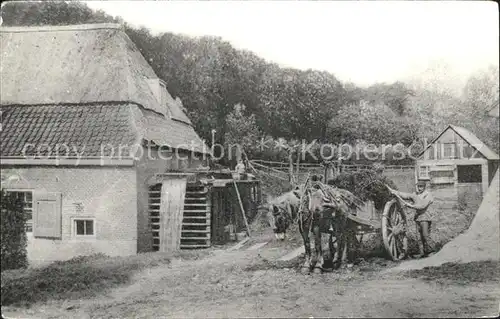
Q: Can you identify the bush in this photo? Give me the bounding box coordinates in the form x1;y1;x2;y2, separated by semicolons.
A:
1;190;28;271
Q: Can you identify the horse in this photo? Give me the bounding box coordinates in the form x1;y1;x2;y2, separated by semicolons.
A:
300;183;364;273
264;185;304;240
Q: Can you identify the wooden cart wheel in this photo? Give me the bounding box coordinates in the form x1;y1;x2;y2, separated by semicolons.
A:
382;199;408;261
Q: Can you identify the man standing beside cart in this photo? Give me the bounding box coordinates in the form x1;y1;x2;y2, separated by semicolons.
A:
387;181;436;259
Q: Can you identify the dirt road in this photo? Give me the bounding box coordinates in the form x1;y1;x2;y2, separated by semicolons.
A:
3;233;499;318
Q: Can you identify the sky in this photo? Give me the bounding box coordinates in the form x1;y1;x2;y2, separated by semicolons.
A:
85;1;499;90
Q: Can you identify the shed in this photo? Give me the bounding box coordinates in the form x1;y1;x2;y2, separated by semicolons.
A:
416;125;499;211
146;171;261;250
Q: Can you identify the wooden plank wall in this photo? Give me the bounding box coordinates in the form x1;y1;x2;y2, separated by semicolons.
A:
211;188;231;244
210;181;261;244
159;177;188;253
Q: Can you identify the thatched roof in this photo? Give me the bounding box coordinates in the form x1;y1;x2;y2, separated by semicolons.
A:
135;107;209;154
0;23;193;123
0;24;209;154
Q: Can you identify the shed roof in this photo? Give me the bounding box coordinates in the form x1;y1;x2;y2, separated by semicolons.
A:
419;124;499;160
450;125;499;160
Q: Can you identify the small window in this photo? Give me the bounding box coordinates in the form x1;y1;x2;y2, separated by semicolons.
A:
461;144;474;159
5;190;33;233
74;219;95;236
419;166;430;179
443;143;456;159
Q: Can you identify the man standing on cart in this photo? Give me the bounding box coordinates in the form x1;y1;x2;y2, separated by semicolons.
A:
387;181;436;258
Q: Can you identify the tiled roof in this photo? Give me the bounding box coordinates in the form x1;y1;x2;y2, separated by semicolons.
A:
0;103;138;158
0;102;210;158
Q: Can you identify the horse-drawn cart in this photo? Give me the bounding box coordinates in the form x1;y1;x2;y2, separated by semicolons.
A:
270;176;413;273
298;178;412;270
348;196;409;261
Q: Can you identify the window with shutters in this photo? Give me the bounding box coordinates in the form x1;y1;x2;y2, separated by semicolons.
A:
5;190;33;233
73;218;95;237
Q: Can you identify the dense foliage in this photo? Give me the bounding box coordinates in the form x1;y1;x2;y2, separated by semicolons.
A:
2;1;498;165
0;190;28;271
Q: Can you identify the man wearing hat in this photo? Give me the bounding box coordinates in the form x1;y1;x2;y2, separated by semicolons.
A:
387;180;436;258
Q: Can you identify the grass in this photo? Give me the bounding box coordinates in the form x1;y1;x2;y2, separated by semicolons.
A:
405;260;500;284
0;250;209;307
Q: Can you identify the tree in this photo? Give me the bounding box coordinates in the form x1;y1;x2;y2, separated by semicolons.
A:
405;88;464;140
458;65;500;152
1;1;118;26
404;58;464;97
224;104;263;162
362;82;415;116
328;100;418;146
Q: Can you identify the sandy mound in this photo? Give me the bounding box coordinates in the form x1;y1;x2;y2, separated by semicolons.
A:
390;170;500;271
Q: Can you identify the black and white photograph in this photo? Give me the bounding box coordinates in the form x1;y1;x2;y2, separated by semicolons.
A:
1;1;499;318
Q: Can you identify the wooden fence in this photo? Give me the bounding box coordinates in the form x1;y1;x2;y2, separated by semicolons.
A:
249;159;413;174
248;159;415;190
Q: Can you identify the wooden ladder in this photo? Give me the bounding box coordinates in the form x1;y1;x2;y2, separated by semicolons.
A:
180;184;211;249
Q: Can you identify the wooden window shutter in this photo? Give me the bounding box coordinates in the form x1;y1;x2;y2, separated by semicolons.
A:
33;192;62;239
